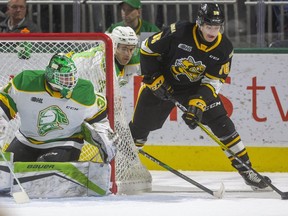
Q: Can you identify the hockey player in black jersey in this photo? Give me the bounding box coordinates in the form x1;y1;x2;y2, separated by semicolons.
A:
129;3;271;190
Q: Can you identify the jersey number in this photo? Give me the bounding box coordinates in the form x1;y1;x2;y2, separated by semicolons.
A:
219;62;230;75
151;32;162;44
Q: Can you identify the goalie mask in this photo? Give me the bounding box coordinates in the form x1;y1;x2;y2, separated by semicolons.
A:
45;53;78;98
110;26;138;51
196;3;225;33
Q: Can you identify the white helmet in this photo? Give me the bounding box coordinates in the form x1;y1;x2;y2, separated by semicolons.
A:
110;26;138;50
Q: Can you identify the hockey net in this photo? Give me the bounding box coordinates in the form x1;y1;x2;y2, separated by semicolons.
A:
0;33;151;194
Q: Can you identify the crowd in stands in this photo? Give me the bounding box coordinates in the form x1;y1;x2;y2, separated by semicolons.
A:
0;0;40;33
0;0;287;47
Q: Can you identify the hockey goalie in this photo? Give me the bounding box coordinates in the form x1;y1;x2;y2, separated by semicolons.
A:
0;53;117;198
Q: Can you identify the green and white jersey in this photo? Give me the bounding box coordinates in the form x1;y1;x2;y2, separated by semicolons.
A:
115;58;139;87
106;18;160;76
72;45;135;87
0;70;108;149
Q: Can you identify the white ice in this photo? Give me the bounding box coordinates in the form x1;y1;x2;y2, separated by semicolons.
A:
1;171;288;216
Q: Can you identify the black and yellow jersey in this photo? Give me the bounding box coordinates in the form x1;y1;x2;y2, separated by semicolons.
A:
140;20;233;103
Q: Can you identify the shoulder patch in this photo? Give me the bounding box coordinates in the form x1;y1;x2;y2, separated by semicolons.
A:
71;79;96;106
12;70;46;92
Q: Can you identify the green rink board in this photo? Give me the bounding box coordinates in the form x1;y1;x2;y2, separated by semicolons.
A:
139;146;288;172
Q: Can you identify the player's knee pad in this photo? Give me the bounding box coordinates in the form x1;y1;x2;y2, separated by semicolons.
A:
129;121;150;140
207;115;235;138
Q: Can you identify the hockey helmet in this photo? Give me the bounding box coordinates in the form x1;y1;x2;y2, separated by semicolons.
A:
45;53;78;98
110;26;138;51
196;3;225;26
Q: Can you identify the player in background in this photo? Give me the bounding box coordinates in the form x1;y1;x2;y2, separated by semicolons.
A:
73;26;138;87
129;3;271;190
111;26;138;86
0;53;116;163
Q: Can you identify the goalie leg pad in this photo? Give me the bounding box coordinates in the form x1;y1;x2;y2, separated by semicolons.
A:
0;152;13;194
12;161;112;198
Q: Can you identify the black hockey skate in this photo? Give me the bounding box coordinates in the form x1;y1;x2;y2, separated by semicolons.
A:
240;170;272;191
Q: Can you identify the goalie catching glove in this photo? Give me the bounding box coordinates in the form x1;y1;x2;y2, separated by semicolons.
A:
182;96;206;130
143;73;174;100
81;121;117;163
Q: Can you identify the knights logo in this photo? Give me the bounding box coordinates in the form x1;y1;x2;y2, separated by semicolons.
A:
171;56;206;82
38;105;69;136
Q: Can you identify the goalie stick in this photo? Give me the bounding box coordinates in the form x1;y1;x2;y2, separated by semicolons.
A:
170;97;288;200
139;149;225;199
0;148;30;204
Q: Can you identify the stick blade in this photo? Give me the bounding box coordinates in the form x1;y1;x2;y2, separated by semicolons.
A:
213;182;225;199
281;192;288;200
12;191;30;204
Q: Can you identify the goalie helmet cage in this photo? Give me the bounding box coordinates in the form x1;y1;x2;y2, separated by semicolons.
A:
0;33;152;195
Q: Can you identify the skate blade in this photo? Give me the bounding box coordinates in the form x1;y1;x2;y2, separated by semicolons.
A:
250;185;273;192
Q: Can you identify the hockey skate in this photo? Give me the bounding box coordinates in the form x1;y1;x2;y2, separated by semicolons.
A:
240;170;272;191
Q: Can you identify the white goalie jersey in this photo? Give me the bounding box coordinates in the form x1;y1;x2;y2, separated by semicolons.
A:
0;70;110;151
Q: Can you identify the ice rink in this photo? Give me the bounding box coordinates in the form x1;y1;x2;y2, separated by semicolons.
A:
1;171;288;216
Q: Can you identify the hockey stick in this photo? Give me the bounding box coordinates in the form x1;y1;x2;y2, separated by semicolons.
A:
139;149;225;199
0;147;30;204
170;98;288;200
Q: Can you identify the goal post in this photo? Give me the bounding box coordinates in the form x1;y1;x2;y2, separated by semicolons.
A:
0;33;152;195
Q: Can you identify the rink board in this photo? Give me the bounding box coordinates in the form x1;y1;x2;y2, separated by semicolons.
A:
140;145;288;172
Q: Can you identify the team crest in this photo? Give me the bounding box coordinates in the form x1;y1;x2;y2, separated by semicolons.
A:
38;105;69;136
171;56;206;82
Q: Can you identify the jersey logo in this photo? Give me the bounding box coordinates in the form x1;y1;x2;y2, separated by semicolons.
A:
178;43;192;52
171;56;206;82
31;97;43;104
95;93;107;110
38;105;69;136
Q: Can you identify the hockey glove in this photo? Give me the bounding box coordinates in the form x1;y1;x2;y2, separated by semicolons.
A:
81;121;117;163
143;73;174;100
182;96;206;130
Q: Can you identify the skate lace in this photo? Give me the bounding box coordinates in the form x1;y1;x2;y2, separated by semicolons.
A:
246;170;261;183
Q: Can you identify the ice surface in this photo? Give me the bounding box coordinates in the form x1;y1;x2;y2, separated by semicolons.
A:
1;171;288;216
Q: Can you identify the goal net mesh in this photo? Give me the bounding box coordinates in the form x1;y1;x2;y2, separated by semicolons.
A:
0;33;151;194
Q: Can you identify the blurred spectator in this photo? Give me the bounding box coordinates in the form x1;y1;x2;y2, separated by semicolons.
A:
0;0;41;33
272;0;288;37
106;0;159;34
0;10;6;22
106;0;160;76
